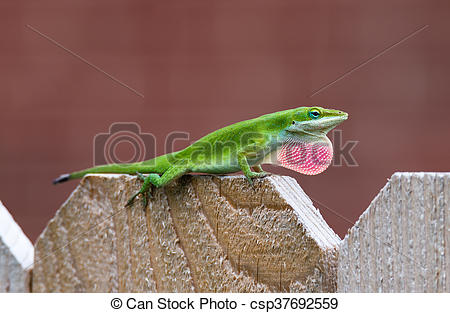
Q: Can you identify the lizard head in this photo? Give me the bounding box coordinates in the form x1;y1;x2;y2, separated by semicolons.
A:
274;107;348;175
288;106;348;135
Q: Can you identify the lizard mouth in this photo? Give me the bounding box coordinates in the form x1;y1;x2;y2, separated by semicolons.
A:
289;114;348;135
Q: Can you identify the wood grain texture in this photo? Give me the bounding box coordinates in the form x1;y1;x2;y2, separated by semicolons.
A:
0;201;34;292
32;174;340;292
338;172;450;292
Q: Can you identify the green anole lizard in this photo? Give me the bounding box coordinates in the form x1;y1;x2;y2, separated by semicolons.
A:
54;106;348;206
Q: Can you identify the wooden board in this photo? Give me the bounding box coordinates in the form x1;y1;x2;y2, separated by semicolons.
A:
338;172;449;292
32;174;340;292
0;201;34;292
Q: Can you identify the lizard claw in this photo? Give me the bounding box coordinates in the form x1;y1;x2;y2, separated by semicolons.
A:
125;184;153;209
245;171;271;185
125;192;139;207
255;171;271;178
136;172;147;182
125;190;151;208
141;193;148;208
141;188;153;208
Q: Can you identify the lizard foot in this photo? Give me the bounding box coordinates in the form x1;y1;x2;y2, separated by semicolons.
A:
125;172;153;208
125;188;153;208
245;171;271;185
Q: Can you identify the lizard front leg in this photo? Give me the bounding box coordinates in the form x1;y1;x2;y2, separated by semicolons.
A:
126;165;188;208
237;151;270;185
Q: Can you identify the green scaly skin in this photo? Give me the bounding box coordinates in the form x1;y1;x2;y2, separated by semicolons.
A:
53;107;348;207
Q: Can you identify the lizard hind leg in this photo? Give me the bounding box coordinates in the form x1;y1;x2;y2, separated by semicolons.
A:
125;166;189;208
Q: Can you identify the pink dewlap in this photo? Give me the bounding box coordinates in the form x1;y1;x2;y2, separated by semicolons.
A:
277;140;333;175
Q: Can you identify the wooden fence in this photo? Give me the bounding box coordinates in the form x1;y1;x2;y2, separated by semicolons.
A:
0;172;448;292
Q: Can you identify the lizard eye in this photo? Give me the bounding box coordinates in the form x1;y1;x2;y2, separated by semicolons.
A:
292;121;296;125
309;109;321;119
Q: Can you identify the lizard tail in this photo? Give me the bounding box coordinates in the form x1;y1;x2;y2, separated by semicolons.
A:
53;153;176;184
53;173;71;184
52;163;146;184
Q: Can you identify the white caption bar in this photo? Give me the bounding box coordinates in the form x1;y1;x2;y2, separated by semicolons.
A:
0;293;448;313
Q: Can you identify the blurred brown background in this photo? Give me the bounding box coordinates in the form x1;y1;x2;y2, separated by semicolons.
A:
1;0;449;242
